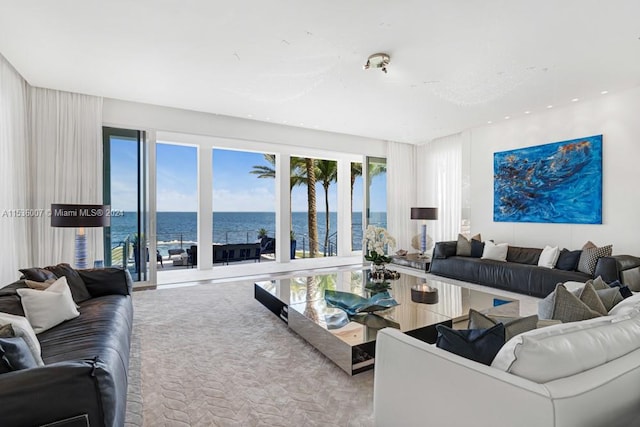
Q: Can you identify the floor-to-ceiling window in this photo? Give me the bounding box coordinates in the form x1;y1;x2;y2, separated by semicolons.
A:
366;157;387;229
290;156;338;259
156;142;197;269
103;127;149;282
212;148;276;258
351;161;364;251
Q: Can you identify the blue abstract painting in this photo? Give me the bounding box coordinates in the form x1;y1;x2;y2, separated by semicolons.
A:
494;135;602;224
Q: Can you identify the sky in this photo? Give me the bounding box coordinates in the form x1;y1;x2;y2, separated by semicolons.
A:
110;138;386;212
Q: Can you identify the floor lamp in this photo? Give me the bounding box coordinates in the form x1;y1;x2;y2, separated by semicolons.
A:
51;204;111;269
411;207;438;257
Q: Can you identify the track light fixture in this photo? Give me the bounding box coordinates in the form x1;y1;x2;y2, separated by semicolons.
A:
363;53;390;74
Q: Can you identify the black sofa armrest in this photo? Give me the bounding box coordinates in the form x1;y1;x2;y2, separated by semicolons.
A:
432;241;457;259
0;359;117;427
78;268;133;297
613;255;640;291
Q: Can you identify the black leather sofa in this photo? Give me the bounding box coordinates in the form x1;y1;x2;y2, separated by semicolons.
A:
429;241;639;298
0;267;133;427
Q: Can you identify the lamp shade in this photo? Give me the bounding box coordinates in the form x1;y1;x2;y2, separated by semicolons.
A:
51;204;111;228
410;207;438;220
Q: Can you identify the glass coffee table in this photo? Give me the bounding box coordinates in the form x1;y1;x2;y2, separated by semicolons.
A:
254;267;518;375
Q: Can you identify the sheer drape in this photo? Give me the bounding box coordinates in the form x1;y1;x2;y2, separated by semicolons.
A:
386;141;417;251
28;88;103;267
0;54;30;284
417;133;462;243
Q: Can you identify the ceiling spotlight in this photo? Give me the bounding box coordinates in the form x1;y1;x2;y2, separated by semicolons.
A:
363;53;390;73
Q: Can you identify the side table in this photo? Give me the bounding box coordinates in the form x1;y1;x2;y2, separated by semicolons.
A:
390;253;431;272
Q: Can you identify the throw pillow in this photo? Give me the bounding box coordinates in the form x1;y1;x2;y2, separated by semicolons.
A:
551;283;602;322
19;267;57;282
436;323;505;366
456;233;481;257
24;279;56;290
470;240;485;258
467;309;539;341
538;245;560;269
538;281;586;319
578;282;608;315
595;287;624;311
609;280;633;299
0;312;44;366
589;276;610;290
0;337;38;374
577;244;613;275
555;249;582;271
0;323;15;338
481;241;509;262
17;276;80;334
44;263;92;303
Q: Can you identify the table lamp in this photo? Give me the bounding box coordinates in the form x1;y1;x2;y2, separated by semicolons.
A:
410;207;438;257
51;204;111;269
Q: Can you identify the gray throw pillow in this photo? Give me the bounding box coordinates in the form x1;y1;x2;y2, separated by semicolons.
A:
578;282;608;315
456;233;481;257
577;244;612;275
596;287;624;312
0;323;15;338
552;283;602;323
468;309;539;341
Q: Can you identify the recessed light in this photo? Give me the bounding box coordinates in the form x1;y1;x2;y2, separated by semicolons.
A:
504;116;510;120
571;98;579;102
283;120;288;124
247;114;253;118
546;105;553;109
601;90;609;95
299;122;304;126
265;117;271;121
487;121;493;124
524;111;531;115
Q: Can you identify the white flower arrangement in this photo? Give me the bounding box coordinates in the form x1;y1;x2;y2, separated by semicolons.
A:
363;225;396;265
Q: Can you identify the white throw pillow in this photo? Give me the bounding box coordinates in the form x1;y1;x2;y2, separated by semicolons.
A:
0;312;44;366
537;245;560;269
481;241;509;262
17;276;80;334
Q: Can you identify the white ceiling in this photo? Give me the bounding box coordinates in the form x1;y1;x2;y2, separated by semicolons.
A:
1;0;639;144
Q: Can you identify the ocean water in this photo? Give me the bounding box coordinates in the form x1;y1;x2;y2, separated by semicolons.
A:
109;211;386;256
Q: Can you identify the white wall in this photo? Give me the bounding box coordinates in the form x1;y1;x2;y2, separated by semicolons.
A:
103;98;387;157
469;86;640;254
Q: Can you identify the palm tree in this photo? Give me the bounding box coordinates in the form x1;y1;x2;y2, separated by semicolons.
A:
315;160;337;254
304;157;319;257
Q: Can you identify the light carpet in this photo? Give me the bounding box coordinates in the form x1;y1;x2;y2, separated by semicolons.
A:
124;280;374;426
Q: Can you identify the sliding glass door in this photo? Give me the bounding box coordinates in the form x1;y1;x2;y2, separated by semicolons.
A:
103;127;153;284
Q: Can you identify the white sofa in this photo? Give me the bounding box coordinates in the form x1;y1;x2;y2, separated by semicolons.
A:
373;293;640;427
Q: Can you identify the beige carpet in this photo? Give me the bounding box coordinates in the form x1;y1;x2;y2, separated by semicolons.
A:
125;280;374;426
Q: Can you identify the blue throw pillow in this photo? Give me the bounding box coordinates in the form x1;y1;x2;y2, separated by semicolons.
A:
609;280;633;299
0;337;38;374
470;240;485;258
435;323;505;365
556;249;582;271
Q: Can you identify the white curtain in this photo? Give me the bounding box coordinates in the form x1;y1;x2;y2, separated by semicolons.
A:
0;54;30;284
417;133;462;243
28;88;103;267
386;141;417;252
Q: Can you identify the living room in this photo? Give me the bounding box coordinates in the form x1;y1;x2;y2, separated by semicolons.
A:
1;1;640;426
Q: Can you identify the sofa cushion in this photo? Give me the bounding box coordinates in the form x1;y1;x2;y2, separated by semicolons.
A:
506;246;542;265
0;337;38;373
17;277;80;334
0;312;43;366
492;306;640;383
44;263;92;303
556;249;582;271
436;323;505;366
470;240;485;258
577;243;613;275
18;267;57;282
456;233;481;257
467;309;538;341
482;241;508;262
608;292;640;316
0;323;14;337
537;246;560;269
